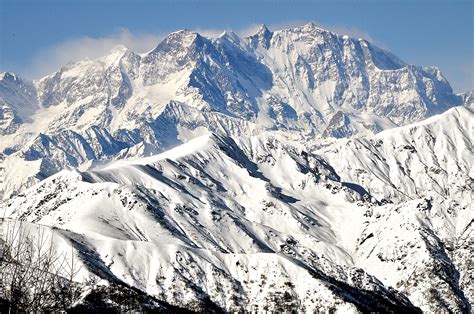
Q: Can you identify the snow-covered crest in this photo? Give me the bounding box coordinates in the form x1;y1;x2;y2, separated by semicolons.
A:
2;106;473;311
0;23;465;199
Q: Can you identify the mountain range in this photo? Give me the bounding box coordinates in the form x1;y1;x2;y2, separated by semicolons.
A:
0;23;472;312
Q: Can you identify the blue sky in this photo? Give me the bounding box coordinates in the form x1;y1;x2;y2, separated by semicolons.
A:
0;0;472;92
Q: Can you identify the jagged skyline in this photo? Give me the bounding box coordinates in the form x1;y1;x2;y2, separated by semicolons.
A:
0;8;472;311
1;0;472;91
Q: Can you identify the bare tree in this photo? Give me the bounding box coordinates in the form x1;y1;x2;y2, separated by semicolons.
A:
0;220;83;312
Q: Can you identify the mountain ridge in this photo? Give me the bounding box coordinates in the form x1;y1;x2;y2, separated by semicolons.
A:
0;22;472;312
0;23;466;199
1;105;471;312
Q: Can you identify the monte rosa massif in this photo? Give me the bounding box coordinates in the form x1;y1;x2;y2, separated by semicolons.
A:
0;23;472;312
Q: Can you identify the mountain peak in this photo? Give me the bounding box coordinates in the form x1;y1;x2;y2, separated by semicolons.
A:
257;24;270;35
160;29;201;45
170;29;200;39
219;29;241;43
145;29;203;60
109;44;129;55
0;71;20;82
249;23;273;49
297;22;331;34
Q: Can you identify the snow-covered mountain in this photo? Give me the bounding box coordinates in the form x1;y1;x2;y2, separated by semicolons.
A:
459;90;473;107
1;105;472;312
0;72;37;135
0;23;465;199
1;23;472;311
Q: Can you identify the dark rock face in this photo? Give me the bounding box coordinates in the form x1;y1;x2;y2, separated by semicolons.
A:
322;111;353;138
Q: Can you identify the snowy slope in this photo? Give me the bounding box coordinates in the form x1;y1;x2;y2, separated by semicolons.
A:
0;23;464;199
0;72;38;135
2;106;472;312
317;106;473;204
459;90;473;107
317;106;473;312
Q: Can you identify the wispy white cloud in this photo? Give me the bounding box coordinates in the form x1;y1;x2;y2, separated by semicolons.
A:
27;28;164;79
194;28;225;38
25;22;383;80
